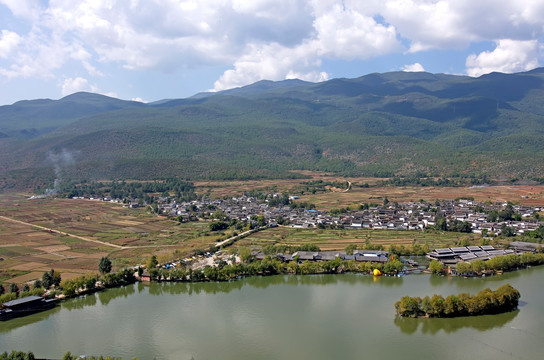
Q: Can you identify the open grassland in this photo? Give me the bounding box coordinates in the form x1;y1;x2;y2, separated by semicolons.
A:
236;226;481;251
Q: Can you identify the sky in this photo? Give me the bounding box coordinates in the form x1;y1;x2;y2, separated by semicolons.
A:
0;0;543;105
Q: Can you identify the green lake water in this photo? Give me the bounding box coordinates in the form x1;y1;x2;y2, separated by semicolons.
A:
1;267;544;360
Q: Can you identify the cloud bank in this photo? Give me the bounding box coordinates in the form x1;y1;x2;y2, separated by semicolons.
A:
0;0;543;96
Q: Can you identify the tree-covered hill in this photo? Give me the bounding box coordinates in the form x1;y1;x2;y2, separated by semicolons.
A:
0;92;145;139
2;69;544;190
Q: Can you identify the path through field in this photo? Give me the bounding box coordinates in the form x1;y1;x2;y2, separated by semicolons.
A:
0;215;124;249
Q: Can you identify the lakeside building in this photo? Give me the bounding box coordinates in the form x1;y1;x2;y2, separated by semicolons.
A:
509;241;544;252
427;245;523;265
0;295;57;321
251;250;389;264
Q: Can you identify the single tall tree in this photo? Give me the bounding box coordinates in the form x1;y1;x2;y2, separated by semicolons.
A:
99;256;112;274
42;269;61;289
146;255;158;270
9;283;18;294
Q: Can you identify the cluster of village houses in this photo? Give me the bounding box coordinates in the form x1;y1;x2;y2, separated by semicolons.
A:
83;194;544;268
147;195;543;237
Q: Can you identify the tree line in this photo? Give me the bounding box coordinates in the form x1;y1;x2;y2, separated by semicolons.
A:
145;255;404;283
0;269;60;303
0;258;136;302
0;351;128;360
0;351;35;360
60;268;136;298
376;175;492;187
59;178;197;204
395;283;520;318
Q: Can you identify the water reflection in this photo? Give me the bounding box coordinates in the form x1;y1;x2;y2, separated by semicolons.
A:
143;274;405;296
429;273;448;287
0;267;542;360
97;284;135;306
62;293;97;311
483;270;521;282
428;270;523;292
394;310;519;334
0;306;61;334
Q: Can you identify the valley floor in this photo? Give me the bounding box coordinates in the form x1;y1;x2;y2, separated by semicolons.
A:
1;181;543;285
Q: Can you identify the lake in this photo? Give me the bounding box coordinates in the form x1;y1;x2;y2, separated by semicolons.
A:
1;267;544;360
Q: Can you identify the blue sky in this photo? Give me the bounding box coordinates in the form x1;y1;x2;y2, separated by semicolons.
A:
0;0;543;105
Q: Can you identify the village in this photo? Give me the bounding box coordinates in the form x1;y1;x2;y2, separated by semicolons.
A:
149;194;543;237
73;193;544;273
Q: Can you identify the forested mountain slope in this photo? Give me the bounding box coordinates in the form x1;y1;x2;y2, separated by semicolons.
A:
2;69;544;190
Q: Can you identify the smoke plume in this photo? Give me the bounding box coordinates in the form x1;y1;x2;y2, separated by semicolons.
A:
44;148;78;195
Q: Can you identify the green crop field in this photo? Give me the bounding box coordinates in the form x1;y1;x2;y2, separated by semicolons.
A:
235;227;481;251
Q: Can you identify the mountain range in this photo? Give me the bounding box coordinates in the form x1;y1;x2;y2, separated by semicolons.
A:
2;68;544;191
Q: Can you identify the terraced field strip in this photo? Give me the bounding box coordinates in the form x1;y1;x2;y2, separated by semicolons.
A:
238;226;478;250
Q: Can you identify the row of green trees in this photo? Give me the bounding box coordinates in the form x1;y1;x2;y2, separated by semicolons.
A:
388;243;431;256
0;269;60;303
0;351;35;360
61;351;132;360
376;174;493;187
147;257;404;283
60;268;136;298
395;283;520;318
61;178;197;204
1;257;115;302
456;252;544;274
261;243;321;255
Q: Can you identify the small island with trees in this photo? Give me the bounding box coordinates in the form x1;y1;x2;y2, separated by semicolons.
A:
395;283;520;318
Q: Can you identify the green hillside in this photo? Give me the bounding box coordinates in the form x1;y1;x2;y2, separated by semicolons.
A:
2;69;544;191
0;92;145;139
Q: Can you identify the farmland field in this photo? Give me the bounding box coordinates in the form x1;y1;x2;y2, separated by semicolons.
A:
196;174;544;209
0;194;223;284
1;179;542;285
299;184;544;209
236;226;480;251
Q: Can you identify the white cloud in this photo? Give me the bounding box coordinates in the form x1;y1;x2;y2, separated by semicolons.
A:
0;30;73;79
0;30;21;58
379;0;544;52
466;39;540;77
382;0;467;52
61;77;96;96
0;0;42;20
313;3;401;59
213;42;327;91
403;62;425;72
214;1;401;91
60;76;119;98
2;0;544;98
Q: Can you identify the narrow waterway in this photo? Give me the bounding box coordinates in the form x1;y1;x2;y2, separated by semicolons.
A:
1;267;543;360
